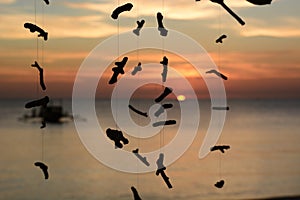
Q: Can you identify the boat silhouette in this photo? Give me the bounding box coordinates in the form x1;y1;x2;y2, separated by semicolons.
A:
20;100;73;123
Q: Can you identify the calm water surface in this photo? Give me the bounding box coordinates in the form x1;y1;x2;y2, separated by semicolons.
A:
0;99;299;200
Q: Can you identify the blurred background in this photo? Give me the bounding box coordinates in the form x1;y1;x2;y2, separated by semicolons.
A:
0;0;299;199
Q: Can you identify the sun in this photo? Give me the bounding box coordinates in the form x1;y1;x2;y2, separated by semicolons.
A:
177;95;186;101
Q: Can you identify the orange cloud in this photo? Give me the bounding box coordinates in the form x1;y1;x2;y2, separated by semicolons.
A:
209;50;300;80
239;17;300;38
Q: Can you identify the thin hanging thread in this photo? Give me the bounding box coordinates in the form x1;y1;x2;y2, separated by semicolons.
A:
35;0;38;61
41;1;45;163
34;0;46;162
136;0;140;62
117;0;120;61
218;6;222;68
219;153;222;179
157;3;165;154
218;7;222;180
34;0;39;97
42;132;45;161
115;0;120;129
42;3;45;67
136;0;140;189
161;0;165;151
161;0;165;56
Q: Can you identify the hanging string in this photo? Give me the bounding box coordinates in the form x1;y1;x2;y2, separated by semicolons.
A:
162;1;165;56
41;130;45;161
161;0;165;57
41;1;45;163
135;0;140;148
34;0;38;61
34;0;46;162
218;6;221;68
115;0;120;129
117;0;120;61
161;0;165;151
34;0;36;25
42;2;45;67
218;6;223;181
34;0;39;97
136;0;140;61
136;0;140;189
218;152;222;179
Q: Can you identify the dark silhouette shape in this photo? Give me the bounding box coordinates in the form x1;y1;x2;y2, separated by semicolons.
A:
109;57;128;84
25;96;49;109
154;103;173;117
20;103;73;123
214;180;225;188
106;128;129;149
156;12;168;36
31;61;46;90
43;0;49;5
25;97;49;128
136;20;145;28
133;20;145;36
131;186;142;200
131;62;142;75
216;34;227;43
160;56;168;82
246;0;272;5
155;87;173;103
24;23;48;41
212;106;229;111
153;120;176;127
40;120;46;129
133;148;150;166
111;3;133;19
206;69;228;80
156;12;165;29
34;161;49;179
210;0;245;26
156;153;172;189
210;145;230;153
129;105;148;117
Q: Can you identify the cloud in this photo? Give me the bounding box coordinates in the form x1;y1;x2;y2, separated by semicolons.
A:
64;0;256;21
0;48;88;64
242;27;300;38
0;13;128;39
0;0;296;39
0;0;15;4
239;17;300;38
208;50;300;80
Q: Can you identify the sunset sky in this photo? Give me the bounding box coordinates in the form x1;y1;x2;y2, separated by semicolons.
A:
0;0;299;99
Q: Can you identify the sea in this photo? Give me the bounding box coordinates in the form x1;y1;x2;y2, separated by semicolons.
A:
0;99;300;200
